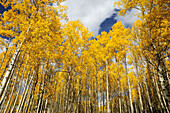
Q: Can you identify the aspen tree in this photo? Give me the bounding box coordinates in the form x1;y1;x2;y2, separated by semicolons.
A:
115;0;169;109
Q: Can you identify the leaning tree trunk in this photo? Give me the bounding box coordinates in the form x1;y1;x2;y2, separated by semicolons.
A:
157;65;170;110
0;26;30;98
3;76;17;113
0;58;18;107
149;64;165;112
10;57;28;113
16;66;31;113
25;77;37;113
0;43;22;97
37;75;45;113
19;76;33;113
152;43;169;109
0;53;12;79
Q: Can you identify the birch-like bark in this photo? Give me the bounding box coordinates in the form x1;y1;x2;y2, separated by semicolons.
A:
23;81;32;113
0;53;12;79
25;82;35;113
0;25;30;98
124;56;134;113
98;76;101;112
0;60;17;106
77;72;82;113
148;64;164;112
150;65;169;112
16;66;32;113
65;67;71;113
10;57;28;113
19;76;33;113
142;69;153;112
58;87;62;113
8;55;24;113
149;43;170;109
43;99;48;113
135;61;143;112
122;87;127;113
116;58;122;113
106;59;110;113
157;66;170;110
3;76;17;113
37;76;44;113
0;95;7;112
0;44;22;97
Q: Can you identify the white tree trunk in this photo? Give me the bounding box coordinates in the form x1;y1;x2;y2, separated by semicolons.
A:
3;76;17;113
142;70;153;112
0;53;12;79
135;61;143;112
17;66;31;113
0;62;16;106
125;56;134;113
0;46;21;97
18;76;33;113
10;57;28;113
106;59;110;113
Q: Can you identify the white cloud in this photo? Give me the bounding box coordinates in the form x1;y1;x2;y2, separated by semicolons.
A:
58;0;139;35
115;8;140;28
61;0;119;35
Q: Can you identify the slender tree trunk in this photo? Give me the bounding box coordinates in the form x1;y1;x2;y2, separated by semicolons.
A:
0;60;17;106
122;87;127;113
142;69;153;112
23;83;32;113
25;81;36;113
10;57;28;113
0;44;22;97
44;99;48;113
37;78;44;113
157;66;170;110
8;91;17;113
58;88;63;113
150;64;169;112
116;58;122;113
103;71;105;113
106;59;110;113
135;61;143;113
0;53;12;79
3;76;17;113
0;95;7;112
17;66;31;113
8;52;25;113
149;65;164;112
65;74;70;113
98;77;101;113
19;76;33;113
147;43;170;109
124;56;134;113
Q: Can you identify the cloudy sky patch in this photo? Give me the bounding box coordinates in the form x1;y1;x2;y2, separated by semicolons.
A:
60;0;138;35
116;8;140;28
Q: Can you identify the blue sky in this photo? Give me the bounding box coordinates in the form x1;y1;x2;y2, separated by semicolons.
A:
59;0;139;36
0;0;139;39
